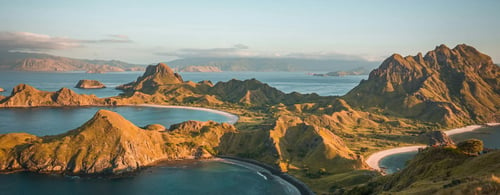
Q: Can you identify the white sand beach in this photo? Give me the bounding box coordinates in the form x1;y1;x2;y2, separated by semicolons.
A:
366;123;499;174
131;104;239;124
365;145;426;174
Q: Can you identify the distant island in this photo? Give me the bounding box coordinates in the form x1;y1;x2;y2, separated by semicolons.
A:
176;65;222;72
167;57;379;72
311;67;370;77
0;51;145;72
0;44;498;194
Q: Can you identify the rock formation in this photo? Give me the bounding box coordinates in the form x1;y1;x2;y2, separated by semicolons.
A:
344;44;500;126
75;80;106;89
0;88;4;92
0;110;236;174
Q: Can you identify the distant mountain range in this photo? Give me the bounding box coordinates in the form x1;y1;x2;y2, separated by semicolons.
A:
0;51;144;72
166;57;379;72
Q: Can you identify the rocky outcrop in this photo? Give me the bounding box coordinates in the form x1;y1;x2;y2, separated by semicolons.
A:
0;87;4;92
75;80;106;89
344;44;500;126
178;66;222;72
0;84;108;107
418;131;455;146
0;110;236;174
116;63;183;94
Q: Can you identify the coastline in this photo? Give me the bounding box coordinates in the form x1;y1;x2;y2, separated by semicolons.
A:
366;123;500;174
130;104;239;124
216;156;315;195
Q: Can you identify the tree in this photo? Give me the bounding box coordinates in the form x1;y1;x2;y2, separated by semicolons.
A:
457;139;483;154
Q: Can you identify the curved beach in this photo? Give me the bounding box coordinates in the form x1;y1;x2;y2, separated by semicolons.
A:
366;124;497;174
132;104;239;124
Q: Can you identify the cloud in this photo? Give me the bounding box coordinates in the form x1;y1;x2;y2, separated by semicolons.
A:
156;44;254;58
0;31;132;52
156;44;373;61
83;34;133;44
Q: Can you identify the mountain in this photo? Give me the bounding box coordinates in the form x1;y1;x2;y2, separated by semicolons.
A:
0;51;144;72
167;57;379;72
344;44;500;127
116;63;184;93
0;110;235;174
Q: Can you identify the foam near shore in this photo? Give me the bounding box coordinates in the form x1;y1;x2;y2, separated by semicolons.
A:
130;104;239;124
213;158;302;195
366;123;499;174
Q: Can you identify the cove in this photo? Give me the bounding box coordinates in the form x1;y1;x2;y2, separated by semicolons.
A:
0;106;236;136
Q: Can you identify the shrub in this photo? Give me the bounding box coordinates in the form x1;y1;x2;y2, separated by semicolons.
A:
457;139;483;154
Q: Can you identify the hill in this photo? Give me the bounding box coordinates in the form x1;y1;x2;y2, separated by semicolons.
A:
0;110;235;174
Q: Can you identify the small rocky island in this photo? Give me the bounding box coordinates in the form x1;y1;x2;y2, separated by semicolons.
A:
75;79;106;89
0;87;4;92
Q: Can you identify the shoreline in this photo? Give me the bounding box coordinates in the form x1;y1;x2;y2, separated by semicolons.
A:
216;156;314;195
126;104;239;124
365;123;500;174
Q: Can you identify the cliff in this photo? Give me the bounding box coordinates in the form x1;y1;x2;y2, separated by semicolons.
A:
344;44;500;127
75;80;106;89
0;110;236;174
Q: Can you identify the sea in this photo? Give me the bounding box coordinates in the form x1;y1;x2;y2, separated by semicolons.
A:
0;71;366;195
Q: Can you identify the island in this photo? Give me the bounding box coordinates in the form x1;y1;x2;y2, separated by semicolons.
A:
177;65;222;72
75;80;106;89
0;44;498;194
0;87;4;92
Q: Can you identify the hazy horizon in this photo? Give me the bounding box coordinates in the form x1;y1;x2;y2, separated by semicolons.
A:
1;0;499;64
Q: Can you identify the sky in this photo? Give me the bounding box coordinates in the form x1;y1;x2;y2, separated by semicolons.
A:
0;0;499;64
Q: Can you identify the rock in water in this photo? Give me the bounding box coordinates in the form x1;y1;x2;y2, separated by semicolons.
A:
75;79;106;89
0;87;4;92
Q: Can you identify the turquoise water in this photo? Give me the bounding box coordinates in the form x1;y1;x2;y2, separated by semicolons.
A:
0;71;366;97
0;106;233;136
0;160;290;195
379;126;500;174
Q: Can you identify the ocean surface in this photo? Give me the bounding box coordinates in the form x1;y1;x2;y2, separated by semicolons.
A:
0;160;290;195
0;71;367;97
379;126;500;174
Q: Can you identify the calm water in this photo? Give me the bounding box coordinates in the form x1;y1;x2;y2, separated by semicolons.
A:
0;106;233;136
0;71;366;97
0;160;290;195
379;126;500;174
